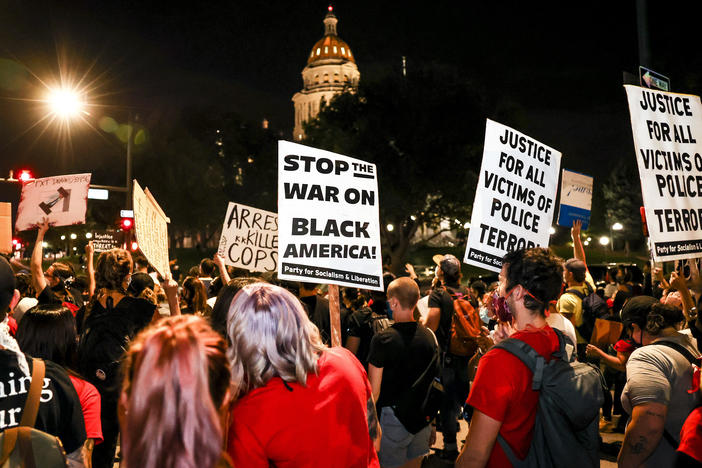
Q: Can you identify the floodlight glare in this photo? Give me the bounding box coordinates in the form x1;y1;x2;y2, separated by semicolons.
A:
46;87;85;119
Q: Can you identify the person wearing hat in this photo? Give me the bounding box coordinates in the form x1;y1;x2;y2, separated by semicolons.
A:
422;253;475;461
618;296;701;467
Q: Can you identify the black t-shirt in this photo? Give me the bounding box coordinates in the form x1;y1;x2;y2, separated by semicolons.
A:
347;305;380;368
0;351;86;453
37;285;84;309
428;283;474;352
367;322;437;409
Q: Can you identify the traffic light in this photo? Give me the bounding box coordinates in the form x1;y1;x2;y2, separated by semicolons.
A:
130;241;138;251
17;169;34;183
120;217;134;231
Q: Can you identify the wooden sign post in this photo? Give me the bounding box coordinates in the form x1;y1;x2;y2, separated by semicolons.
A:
327;284;342;347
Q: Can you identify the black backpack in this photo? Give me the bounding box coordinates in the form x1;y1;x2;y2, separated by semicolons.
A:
370;312;393;336
494;329;605;468
565;287;609;342
78;298;133;397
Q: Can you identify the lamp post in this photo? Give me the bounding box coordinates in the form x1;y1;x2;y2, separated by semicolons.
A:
600;236;610;261
611;222;623;252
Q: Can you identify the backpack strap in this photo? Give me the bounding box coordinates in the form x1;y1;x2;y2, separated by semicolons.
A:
0;428;19;465
20;359;46;428
497;434;526;468
493;338;545;390
565;288;586;300
17;426;36;468
651;340;699;365
408;329;440;390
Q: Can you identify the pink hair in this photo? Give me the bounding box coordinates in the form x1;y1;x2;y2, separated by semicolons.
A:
121;315;230;468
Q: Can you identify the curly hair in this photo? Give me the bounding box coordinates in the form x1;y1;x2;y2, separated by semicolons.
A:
646;303;685;335
502;247;564;315
95;249;133;294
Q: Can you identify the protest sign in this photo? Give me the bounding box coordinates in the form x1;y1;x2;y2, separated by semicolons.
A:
557;169;593;230
0;203;11;254
14;174;91;231
624;85;702;262
217;202;278;273
91;230;121;252
277;141;383;291
463;119;561;272
133;180;170;277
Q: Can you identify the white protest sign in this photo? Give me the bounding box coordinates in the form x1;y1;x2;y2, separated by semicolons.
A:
14;173;91;231
463;119;561;272
625;85;702;262
133;180;170;277
557;169;594;230
278;141;383;290
217;202;278;273
91;230;121;253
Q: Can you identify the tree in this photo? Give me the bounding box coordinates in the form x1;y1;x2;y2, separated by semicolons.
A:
134;108;277;249
304;65;489;274
602;160;644;254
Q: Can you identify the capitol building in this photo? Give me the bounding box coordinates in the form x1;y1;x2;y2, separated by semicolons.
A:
292;6;360;141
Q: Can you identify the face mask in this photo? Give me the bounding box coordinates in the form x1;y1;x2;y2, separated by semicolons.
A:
615;274;625;283
491;290;513;322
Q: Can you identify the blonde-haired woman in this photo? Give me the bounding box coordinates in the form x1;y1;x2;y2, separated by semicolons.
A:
226;283;380;468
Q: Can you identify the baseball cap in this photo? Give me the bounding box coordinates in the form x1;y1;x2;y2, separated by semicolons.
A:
432;254;461;277
620;295;658;328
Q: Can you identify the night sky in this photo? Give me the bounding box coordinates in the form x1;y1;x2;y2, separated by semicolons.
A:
1;1;700;191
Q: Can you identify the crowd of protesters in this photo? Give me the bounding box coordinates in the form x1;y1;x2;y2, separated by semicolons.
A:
0;217;701;467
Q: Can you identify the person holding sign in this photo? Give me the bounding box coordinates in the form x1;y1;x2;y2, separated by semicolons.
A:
225;283;380;467
31;219;83;309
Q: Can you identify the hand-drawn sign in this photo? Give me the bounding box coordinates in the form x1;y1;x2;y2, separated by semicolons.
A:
39;187;71;215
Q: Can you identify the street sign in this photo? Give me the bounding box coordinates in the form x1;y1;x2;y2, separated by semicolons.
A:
88;188;109;200
120;209;134;218
639;66;670;92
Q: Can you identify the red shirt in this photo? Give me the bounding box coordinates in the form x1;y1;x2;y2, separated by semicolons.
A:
69;375;103;444
227;347;380;468
679;406;702;462
467;325;560;467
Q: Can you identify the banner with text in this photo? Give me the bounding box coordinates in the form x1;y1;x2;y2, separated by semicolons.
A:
218;202;278;273
0;203;11;254
557;169;593;230
277;141;383;290
14;173;91;231
133;180;170;277
92;230;121;252
463;119;561;272
625;85;702;262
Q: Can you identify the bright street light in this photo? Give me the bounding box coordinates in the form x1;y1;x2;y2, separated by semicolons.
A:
612;222;624;231
70;233;77;240
464;222;471;229
599;236;610;246
60;235;66;240
386;224;394;232
85;232;93;239
549;226;556;235
46;87;86;120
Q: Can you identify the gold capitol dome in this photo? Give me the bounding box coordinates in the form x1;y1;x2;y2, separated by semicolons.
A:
306;6;355;65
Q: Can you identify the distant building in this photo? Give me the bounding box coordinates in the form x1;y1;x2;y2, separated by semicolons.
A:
292;6;360;141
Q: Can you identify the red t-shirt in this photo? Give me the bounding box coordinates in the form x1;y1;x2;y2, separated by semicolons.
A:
227;347;380;468
69;375;103;444
678;406;702;462
466;325;560;468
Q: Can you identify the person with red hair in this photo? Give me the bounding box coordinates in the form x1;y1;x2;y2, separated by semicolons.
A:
120;315;232;468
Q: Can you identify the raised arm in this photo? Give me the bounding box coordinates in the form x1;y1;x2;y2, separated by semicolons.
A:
161;276;181;317
85;241;96;298
214;253;231;285
571;220;586;265
670;270;695;324
30;219;49;295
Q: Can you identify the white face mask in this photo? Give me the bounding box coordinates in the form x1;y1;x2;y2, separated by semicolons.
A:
479;306;491;324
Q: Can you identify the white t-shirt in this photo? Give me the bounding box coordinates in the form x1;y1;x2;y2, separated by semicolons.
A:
546;312;577;359
13;297;38;323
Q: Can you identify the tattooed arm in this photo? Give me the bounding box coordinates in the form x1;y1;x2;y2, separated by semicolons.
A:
367;393;381;452
618;402;668;468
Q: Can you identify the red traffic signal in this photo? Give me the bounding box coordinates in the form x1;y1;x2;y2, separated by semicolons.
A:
17;169;34;183
120;217;134;231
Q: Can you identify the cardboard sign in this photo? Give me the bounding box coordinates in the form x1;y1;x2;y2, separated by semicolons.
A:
624;85;702;262
0;203;11;254
92;230;121;252
463;119;562;272
133;180;170;277
14;174;91;231
277;141;383;290
557;169;593;230
217;202;278;273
